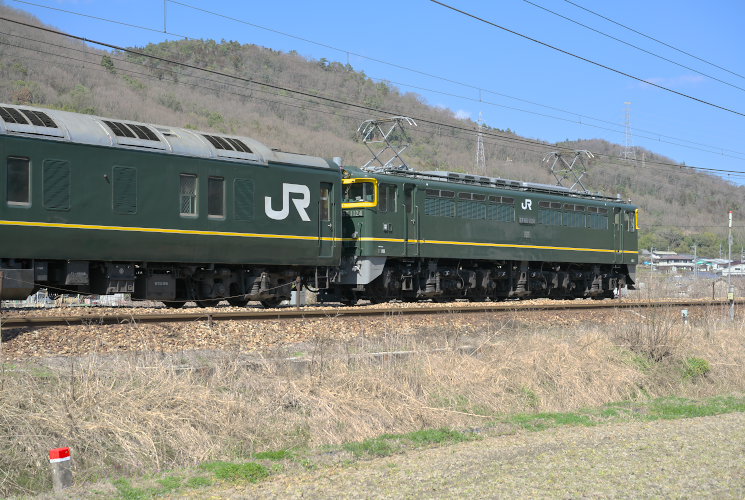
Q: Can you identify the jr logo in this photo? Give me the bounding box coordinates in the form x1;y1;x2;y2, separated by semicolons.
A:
521;199;533;210
265;183;311;221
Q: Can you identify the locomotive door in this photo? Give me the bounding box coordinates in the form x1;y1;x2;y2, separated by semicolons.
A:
404;183;419;257
613;207;623;263
318;182;334;257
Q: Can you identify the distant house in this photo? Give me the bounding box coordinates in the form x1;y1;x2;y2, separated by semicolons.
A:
701;258;733;272
654;254;696;273
720;262;745;276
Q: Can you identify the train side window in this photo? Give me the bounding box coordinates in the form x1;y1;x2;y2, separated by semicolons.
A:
404;185;414;214
379;184;397;213
208;176;225;219
180;174;198;216
7;156;31;206
320;183;331;221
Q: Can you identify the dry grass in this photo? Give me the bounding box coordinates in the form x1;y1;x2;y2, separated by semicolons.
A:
1;307;745;496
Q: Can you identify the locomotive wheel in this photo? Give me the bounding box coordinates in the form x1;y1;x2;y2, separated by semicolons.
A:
227;298;249;307
196;299;220;308
164;300;186;309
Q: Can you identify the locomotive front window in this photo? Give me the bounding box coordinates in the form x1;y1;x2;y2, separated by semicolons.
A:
342;178;378;209
7;156;30;206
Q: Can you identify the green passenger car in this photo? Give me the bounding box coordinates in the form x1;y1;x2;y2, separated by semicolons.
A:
0;104;342;306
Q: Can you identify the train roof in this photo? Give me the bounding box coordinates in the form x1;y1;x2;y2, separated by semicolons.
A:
347;166;633;205
0;103;334;170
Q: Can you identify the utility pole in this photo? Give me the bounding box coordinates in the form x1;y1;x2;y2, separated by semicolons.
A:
649;247;654;299
728;211;735;320
692;242;698;279
475;112;486;176
623;102;637;164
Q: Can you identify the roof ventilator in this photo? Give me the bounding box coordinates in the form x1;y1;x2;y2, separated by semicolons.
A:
103;120;160;142
0;106;58;128
201;134;253;154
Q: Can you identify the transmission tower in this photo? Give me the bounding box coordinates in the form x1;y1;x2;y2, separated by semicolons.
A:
623;101;637;163
475;112;486;175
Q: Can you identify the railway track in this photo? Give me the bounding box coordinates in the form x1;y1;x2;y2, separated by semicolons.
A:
1;298;741;330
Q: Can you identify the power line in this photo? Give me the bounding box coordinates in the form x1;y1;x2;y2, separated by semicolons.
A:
429;0;745;118
3;16;745;182
9;0;189;39
10;0;745;161
522;0;745;94
562;0;745;82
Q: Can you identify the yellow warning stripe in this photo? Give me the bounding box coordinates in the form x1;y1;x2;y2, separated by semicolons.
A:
353;236;637;254
0;219;339;242
0;220;637;254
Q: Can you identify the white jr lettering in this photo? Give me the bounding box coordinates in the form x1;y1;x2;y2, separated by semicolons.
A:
265;183;311;221
521;199;533;210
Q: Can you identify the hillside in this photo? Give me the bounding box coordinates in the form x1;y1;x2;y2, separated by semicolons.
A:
1;3;743;257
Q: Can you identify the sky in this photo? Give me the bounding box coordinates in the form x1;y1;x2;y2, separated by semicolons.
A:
4;0;745;183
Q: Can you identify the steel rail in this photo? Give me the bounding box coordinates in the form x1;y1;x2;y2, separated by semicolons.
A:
1;298;742;330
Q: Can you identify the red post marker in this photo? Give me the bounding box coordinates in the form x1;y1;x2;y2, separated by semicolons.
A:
49;447;73;491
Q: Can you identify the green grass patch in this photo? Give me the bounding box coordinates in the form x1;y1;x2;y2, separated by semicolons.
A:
507;412;596;431
112;478;151;500
648;396;745;420
491;395;745;433
184;476;212;488
198;460;270;483
682;357;711;380
343;428;474;458
253;449;293;461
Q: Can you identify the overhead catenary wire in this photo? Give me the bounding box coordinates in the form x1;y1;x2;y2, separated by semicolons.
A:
562;0;745;82
2;16;745;181
6;26;743;164
9;0;745;160
429;0;745;118
521;0;745;94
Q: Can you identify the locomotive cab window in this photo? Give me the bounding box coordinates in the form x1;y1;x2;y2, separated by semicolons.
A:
180;174;198;216
342;178;377;208
7;156;30;206
208;177;225;219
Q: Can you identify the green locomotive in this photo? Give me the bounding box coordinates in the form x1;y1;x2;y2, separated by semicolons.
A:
325;166;637;303
0;103;637;305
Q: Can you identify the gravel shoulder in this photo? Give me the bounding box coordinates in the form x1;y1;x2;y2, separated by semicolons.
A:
208;412;745;499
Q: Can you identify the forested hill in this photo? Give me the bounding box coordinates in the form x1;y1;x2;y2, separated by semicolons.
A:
1;4;743;256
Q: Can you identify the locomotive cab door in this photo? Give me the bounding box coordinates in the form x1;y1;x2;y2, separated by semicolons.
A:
404;183;419;257
318;182;334;258
613;207;624;263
